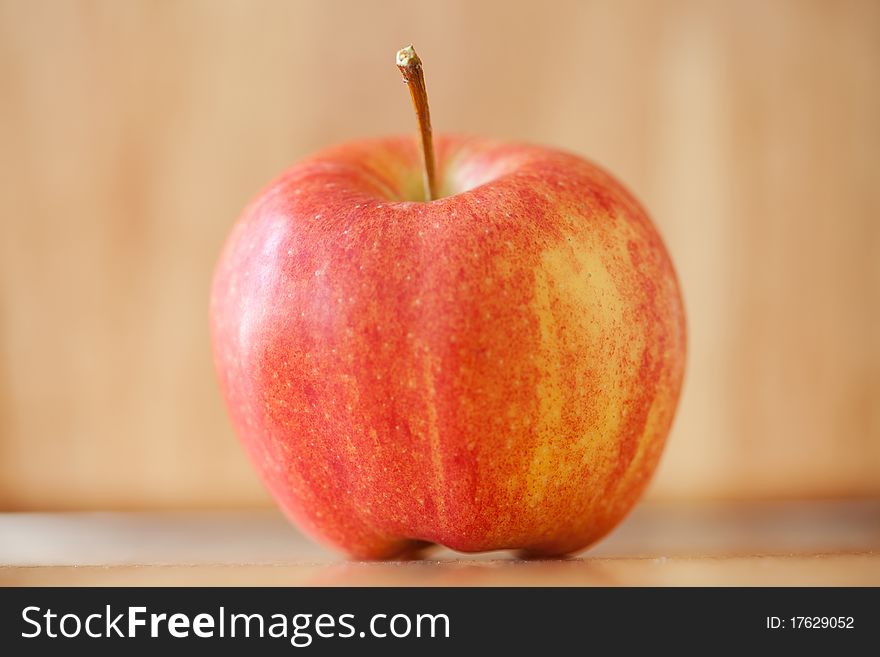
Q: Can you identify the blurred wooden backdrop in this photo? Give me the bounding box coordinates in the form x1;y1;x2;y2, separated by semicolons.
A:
0;0;877;510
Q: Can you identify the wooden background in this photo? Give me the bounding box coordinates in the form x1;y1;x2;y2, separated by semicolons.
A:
0;0;877;511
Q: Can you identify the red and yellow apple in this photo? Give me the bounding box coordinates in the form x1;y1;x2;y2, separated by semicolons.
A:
210;134;686;559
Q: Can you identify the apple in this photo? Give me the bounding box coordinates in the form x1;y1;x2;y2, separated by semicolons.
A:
210;47;686;559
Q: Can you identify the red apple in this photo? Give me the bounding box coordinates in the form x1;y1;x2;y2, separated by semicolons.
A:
210;133;686;559
212;46;685;559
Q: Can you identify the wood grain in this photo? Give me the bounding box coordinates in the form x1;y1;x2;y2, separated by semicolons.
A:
0;0;877;509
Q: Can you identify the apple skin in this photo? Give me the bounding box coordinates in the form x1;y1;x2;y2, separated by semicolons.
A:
210;135;686;559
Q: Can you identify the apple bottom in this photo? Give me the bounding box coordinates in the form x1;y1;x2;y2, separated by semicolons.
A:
266;467;658;560
249;392;669;561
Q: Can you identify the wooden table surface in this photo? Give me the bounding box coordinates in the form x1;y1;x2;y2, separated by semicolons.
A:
2;501;878;586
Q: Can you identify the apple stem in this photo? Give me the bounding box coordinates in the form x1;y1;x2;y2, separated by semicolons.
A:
396;45;438;202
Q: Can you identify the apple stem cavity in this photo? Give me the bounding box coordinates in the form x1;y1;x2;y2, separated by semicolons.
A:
396;44;438;202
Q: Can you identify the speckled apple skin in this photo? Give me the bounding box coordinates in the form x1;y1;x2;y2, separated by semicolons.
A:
210;135;686;559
